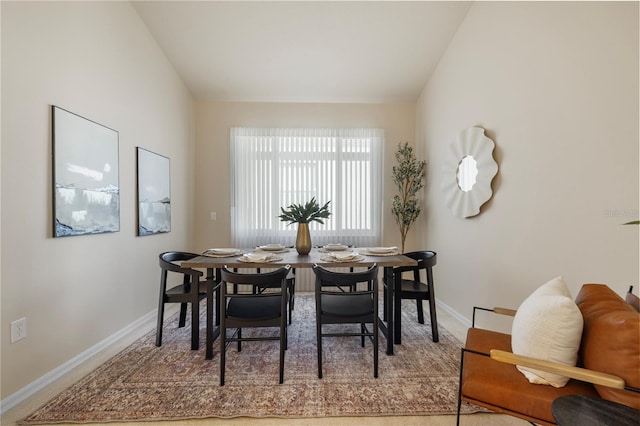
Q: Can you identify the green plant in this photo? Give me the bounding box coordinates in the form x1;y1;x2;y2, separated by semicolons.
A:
391;141;426;253
279;197;331;225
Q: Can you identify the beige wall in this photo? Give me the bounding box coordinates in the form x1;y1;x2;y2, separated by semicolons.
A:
416;1;639;328
1;2;194;398
193;101;416;252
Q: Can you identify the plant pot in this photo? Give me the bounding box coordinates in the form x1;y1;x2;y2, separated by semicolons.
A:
295;222;311;255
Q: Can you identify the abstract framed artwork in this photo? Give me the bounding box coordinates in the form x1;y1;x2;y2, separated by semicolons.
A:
136;147;171;236
52;106;120;237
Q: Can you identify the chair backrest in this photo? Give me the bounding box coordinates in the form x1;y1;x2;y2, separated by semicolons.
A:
393;250;436;280
312;264;379;297
159;251;203;276
220;266;291;314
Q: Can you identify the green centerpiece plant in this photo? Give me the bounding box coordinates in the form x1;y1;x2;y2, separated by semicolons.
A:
391;141;426;253
279;197;331;255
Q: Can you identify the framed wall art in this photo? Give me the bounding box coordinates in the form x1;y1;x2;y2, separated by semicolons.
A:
52;106;120;237
136;147;171;236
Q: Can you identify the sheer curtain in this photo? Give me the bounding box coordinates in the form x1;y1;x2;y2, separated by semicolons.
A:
231;127;384;249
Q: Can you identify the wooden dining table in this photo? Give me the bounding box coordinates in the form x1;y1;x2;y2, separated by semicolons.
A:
182;247;417;359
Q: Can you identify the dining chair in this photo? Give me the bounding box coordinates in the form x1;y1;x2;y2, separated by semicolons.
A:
244;267;295;324
156;251;207;350
312;263;379;379
219;265;291;385
384;250;439;342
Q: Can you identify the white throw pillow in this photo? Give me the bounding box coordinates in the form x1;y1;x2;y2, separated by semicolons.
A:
511;276;583;387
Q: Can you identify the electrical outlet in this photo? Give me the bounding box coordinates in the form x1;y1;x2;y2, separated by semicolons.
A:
11;317;27;343
210;211;217;221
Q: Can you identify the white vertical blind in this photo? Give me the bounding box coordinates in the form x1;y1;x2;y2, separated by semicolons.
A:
231;127;384;249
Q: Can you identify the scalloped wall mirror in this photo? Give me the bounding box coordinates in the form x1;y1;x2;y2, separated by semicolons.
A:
442;127;498;218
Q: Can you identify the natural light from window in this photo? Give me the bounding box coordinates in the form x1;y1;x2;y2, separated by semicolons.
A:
231;127;384;248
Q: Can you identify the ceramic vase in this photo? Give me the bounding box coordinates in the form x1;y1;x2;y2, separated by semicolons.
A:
295;222;311;255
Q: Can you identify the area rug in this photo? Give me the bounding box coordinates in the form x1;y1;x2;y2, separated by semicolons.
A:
20;295;480;424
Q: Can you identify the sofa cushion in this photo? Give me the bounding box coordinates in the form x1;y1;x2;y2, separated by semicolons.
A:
576;284;640;409
511;276;583;387
462;327;599;424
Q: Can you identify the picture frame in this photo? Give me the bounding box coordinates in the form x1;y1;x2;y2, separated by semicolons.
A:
52;106;120;237
136;147;171;236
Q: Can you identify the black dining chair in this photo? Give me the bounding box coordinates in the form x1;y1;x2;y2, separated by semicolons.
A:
312;263;379;379
384;250;438;342
219;265;291;385
156;251;207;350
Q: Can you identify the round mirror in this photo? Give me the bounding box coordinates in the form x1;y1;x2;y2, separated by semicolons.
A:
441;127;498;218
457;155;478;192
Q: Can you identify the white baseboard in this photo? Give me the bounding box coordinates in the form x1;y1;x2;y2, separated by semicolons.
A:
436;298;472;329
0;307;167;414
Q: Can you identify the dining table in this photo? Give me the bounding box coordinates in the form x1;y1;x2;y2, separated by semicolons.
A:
182;247;417;359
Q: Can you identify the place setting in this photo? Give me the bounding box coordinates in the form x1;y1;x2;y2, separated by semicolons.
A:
358;246;400;256
238;251;284;263
254;243;291;254
319;243;364;263
202;247;244;258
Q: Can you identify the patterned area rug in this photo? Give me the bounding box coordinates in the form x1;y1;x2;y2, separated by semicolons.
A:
20;295;479;424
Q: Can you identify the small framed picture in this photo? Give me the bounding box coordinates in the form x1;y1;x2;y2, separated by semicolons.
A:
136;147;171;236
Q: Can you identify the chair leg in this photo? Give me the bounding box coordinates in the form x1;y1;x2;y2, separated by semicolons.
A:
456;348;465;425
288;282;295;325
317;322;323;379
373;322;379;379
190;299;199;350
429;296;439;343
383;285;388;321
361;324;366;347
427;267;439;342
416;299;425;324
220;324;226;386
178;303;187;327
155;300;165;347
279;322;286;384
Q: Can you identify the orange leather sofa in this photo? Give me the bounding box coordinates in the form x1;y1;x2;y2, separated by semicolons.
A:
457;284;640;425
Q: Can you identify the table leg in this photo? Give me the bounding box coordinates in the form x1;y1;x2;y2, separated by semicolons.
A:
394;271;402;344
383;266;395;355
205;268;221;360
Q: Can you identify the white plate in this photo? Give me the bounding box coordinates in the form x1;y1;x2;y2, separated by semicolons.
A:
324;244;348;251
320;254;364;263
204;248;240;255
239;253;283;263
367;246;398;254
258;244;286;251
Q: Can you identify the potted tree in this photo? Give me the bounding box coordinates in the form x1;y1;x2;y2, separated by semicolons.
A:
279;197;331;255
391;142;426;253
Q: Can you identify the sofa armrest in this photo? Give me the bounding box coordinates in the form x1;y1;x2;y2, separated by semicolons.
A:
489;349;633;390
472;306;517;327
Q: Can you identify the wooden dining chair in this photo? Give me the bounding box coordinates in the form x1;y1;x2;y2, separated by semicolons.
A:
384;250;439;342
156;251;207;350
312;263;379;378
219;265;291;385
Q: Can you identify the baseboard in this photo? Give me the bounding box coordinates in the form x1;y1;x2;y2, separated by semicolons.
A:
436;298;472;329
0;306;173;414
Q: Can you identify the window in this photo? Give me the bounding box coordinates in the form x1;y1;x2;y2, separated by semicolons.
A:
231;127;384;248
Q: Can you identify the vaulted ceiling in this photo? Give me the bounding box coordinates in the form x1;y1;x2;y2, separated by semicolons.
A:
132;1;472;103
